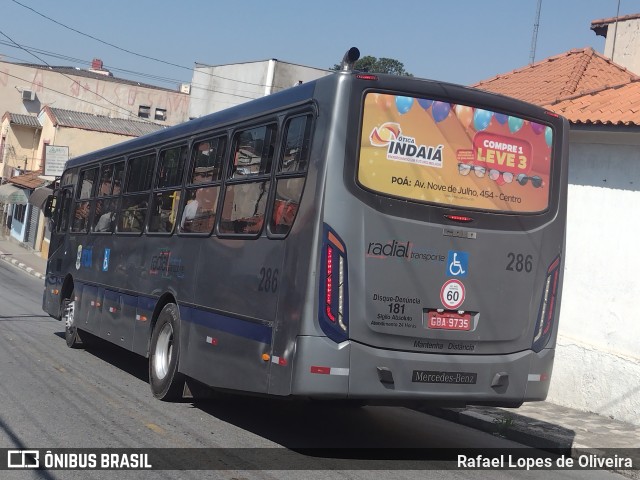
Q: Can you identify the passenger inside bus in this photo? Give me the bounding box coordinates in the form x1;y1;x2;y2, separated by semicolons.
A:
95;210;116;232
180;190;199;230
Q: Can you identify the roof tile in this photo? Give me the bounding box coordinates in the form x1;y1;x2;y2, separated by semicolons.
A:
549;79;640;125
6;170;47;189
474;48;640;126
45;107;165;137
2;112;41;128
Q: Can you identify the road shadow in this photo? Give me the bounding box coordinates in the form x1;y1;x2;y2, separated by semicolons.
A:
51;329;580;462
53;330;149;384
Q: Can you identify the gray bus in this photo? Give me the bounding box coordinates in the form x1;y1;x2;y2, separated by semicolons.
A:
42;49;568;406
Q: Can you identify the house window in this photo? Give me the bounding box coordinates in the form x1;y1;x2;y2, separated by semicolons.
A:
138;105;151;119
154;108;167;121
14;204;26;223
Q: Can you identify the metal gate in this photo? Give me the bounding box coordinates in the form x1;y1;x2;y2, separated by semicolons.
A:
26;205;39;249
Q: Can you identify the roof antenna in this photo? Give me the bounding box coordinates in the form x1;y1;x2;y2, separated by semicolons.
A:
340;47;360;71
611;0;621;62
529;0;542;64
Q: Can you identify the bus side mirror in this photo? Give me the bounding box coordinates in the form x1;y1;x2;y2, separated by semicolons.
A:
43;195;56;218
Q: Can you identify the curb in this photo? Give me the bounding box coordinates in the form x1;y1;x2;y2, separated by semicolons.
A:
417;406;571;450
0;251;46;280
418;406;640;479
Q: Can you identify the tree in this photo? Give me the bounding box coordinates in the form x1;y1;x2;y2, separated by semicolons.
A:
332;55;413;76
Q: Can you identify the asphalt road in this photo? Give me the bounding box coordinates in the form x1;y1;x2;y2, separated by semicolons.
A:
0;260;627;480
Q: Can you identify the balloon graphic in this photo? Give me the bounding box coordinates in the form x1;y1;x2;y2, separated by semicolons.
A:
494;113;508;125
531;122;545;134
417;98;433;110
508;116;524;133
454;105;473;128
395;96;414;114
545;126;553;147
473;109;493;131
375;93;394;110
432;101;451;123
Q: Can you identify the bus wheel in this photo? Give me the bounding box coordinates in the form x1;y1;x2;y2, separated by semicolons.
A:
149;303;185;401
63;291;83;348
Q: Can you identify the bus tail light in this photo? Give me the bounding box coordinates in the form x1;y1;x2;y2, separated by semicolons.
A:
532;256;561;352
319;225;349;342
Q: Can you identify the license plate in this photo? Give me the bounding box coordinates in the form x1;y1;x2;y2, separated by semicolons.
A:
426;310;471;331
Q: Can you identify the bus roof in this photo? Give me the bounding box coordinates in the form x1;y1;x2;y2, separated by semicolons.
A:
65;71;559;170
65;77;322;169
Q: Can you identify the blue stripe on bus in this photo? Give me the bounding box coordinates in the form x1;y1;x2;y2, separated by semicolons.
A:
182;306;273;345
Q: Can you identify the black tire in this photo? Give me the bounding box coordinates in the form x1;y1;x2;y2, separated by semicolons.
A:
62;290;84;348
149;303;185;401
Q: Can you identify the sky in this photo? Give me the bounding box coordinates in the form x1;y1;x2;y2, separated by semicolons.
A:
1;0;639;91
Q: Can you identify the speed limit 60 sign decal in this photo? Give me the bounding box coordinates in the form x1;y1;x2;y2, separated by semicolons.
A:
440;279;465;309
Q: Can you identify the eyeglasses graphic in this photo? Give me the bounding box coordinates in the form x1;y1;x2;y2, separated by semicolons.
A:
489;169;514;183
458;163;486;178
516;173;543;188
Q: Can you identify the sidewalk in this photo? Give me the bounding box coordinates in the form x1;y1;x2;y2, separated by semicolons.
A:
421;403;640;459
0;234;638;476
0;231;47;279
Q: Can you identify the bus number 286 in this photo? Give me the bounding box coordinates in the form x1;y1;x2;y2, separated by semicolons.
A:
259;267;279;293
506;253;533;273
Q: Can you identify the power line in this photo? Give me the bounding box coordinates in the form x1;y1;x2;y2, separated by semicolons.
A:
0;28;144;120
0;43;263;101
1;69;154;120
0;40;179;88
10;0;276;89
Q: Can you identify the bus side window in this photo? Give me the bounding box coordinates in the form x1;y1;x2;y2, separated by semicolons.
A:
71;167;98;233
93;198;118;233
190;136;226;185
229;125;276;179
219;182;270;235
270;115;312;236
71;200;91;233
57;189;73;233
149;190;181;233
149;146;187;234
219;124;276;236
118;195;149;233
98;163;115;196
180;186;220;234
112;163;124;195
117;153;155;234
271;178;304;235
180;136;226;234
92;160;124;234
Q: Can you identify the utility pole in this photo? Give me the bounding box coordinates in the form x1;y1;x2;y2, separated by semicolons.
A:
529;0;542;64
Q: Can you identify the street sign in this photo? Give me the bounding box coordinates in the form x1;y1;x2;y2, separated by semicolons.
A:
44;145;69;177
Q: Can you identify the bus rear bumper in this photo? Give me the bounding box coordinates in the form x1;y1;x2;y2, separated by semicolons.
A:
291;336;554;406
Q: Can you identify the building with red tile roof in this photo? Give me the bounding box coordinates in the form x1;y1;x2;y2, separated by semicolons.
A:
473;23;640;427
473;48;640;125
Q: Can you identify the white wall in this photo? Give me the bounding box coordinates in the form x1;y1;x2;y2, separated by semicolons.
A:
0;61;189;125
603;18;640;75
189;62;268;118
188;60;330;118
547;129;640;426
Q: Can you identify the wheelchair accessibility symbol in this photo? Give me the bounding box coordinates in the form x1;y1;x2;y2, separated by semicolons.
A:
447;250;468;278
